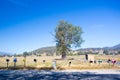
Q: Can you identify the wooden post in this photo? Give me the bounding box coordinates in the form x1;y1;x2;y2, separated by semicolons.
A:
23;56;26;68
68;62;71;67
13;58;17;68
6;59;10;68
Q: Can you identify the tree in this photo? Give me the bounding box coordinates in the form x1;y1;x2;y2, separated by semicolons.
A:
23;52;28;68
23;52;29;56
103;50;109;55
117;51;120;54
55;20;84;59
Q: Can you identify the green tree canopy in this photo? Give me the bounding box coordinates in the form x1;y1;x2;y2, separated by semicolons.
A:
55;20;84;59
23;51;29;57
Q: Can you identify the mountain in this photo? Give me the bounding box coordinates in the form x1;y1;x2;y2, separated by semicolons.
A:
110;44;120;50
102;47;110;50
0;52;12;56
28;43;120;55
102;44;120;50
29;46;56;56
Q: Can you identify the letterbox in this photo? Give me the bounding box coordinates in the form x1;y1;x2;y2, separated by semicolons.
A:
13;58;17;63
34;59;37;62
111;60;116;64
6;59;10;62
89;60;93;63
107;59;111;63
43;60;45;63
98;60;102;64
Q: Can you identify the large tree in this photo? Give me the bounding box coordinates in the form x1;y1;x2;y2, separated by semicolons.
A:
55;20;84;59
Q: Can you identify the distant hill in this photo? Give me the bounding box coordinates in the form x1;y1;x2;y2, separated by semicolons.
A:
102;44;120;51
110;44;120;50
29;46;56;56
2;43;120;56
0;52;12;56
29;43;120;55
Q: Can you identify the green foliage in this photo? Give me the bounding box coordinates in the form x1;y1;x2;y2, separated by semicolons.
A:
46;53;52;56
118;51;120;54
16;54;22;57
23;52;29;56
78;52;84;55
103;50;109;55
0;55;3;57
55;20;84;58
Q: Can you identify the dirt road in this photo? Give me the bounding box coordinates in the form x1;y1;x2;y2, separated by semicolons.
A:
0;69;120;80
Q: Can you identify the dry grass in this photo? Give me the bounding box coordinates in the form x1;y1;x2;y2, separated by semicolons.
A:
95;55;120;61
0;55;120;70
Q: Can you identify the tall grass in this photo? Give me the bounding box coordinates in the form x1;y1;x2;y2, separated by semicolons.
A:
0;55;120;70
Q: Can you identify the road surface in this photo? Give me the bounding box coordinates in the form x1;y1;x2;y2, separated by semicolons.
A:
0;69;120;80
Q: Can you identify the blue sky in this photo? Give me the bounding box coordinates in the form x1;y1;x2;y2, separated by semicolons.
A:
0;0;120;54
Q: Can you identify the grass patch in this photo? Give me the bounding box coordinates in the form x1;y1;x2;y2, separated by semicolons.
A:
0;55;120;70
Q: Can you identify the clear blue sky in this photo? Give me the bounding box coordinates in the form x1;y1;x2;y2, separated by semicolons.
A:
0;0;120;54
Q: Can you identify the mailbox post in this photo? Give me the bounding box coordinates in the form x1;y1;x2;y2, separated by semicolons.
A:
6;59;10;68
13;57;17;68
68;62;71;67
85;54;88;61
107;59;111;66
111;60;116;66
52;60;57;70
43;60;45;63
94;60;96;64
34;59;37;63
89;60;93;65
33;58;37;66
98;59;102;65
33;55;37;66
23;56;26;68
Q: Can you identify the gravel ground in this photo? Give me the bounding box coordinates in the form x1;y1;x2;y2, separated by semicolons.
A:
0;69;120;80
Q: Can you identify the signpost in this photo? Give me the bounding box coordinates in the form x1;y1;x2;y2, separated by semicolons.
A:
33;58;37;66
85;54;88;61
98;59;102;65
6;59;10;68
43;60;45;63
34;59;37;63
33;55;37;66
52;60;57;70
89;60;93;64
13;57;17;68
111;60;116;66
107;59;111;66
68;62;71;67
23;56;26;68
94;60;96;64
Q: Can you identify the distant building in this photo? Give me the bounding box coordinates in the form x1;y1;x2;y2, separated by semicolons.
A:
98;49;104;54
41;53;46;56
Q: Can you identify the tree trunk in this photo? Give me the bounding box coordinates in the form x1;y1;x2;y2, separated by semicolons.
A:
61;53;66;59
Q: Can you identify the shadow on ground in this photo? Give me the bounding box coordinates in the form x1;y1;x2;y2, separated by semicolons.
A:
0;70;120;80
0;66;65;70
